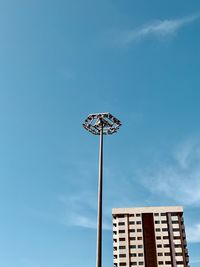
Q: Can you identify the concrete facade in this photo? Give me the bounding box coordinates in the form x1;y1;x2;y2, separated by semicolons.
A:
112;206;189;267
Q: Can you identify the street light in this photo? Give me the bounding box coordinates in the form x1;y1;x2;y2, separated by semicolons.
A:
83;112;122;267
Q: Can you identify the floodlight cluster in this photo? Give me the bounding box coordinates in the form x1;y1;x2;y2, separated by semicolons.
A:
83;112;122;135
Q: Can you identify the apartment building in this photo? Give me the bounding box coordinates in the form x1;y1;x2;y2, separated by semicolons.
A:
112;206;189;267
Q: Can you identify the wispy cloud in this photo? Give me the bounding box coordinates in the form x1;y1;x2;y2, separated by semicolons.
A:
59;192;112;230
58;161;145;230
116;14;200;45
187;223;200;243
58;162;113;230
139;139;200;206
190;258;200;264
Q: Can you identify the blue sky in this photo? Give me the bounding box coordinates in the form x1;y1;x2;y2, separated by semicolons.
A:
1;0;200;266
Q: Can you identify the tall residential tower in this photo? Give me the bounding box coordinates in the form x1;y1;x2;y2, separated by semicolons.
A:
112;206;189;267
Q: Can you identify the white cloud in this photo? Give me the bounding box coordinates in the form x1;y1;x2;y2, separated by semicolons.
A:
187;223;200;243
58;162;144;230
139;139;200;206
59;193;112;230
59;189;112;230
117;14;200;45
190;258;200;264
69;214;111;230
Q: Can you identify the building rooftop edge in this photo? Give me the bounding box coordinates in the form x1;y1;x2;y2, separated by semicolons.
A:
112;205;183;214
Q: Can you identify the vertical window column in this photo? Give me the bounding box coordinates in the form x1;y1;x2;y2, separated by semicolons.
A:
167;212;176;267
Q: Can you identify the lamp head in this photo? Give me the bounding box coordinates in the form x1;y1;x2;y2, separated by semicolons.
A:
83;112;122;135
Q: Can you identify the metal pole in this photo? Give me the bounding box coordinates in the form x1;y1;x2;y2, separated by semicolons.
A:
96;122;103;267
83;113;121;267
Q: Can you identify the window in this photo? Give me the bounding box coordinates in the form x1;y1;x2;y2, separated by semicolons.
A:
138;253;143;257
164;253;170;256
161;213;166;216
172;220;179;224
119;230;125;234
157;244;162;248
175;253;183;256
173;228;180;232
155;228;161;232
136;214;141;217
161;220;167;224
156;236;161;240
138;245;143;248
119;238;126;241
174;244;182;248
129;221;135;225
137;237;142;240
130;237;136;241
129;229;135;233
131;262;137;266
119;246;126;249
130;253;136;257
162;228;168;232
113;231;117;234
130;245;136;249
113;223;117;227
171;212;177;216
163;236;169;239
129;214;135;217
165;261;171;265
136;221;141;225
137;229;142;232
158;252;163;256
164;244;170;248
174;236;180;240
176;261;184;264
138;262;144;265
154;213;159;216
158;261;163;265
118;215;125;218
119;254;126;258
119;222;125;226
119;263;126;266
155;220;160;224
165;252;171;256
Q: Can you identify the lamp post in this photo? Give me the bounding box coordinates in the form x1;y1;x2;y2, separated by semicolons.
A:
83;113;122;267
